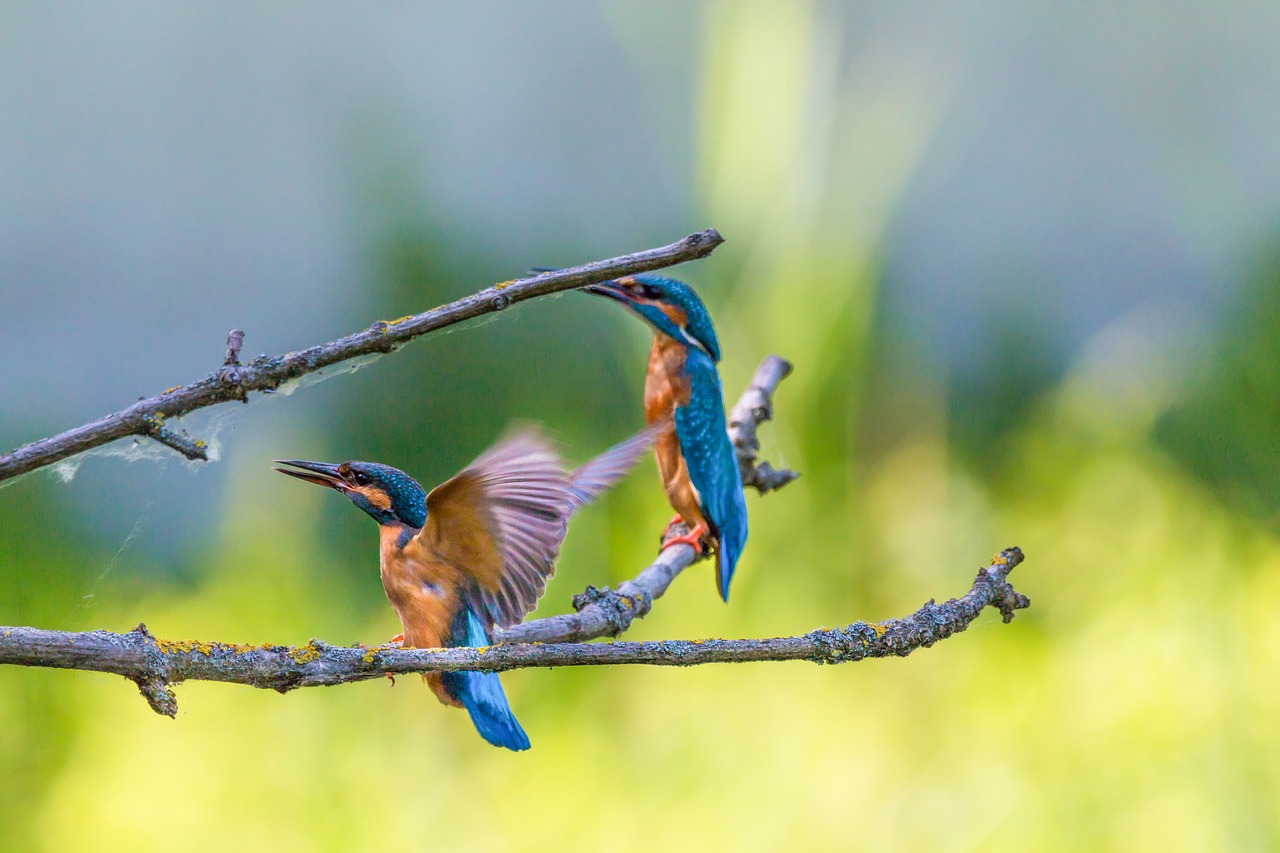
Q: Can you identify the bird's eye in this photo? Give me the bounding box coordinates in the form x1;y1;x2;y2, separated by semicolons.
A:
352;471;370;487
641;283;662;299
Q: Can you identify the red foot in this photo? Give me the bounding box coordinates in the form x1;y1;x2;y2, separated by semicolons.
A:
383;634;404;685
356;634;405;685
662;519;709;556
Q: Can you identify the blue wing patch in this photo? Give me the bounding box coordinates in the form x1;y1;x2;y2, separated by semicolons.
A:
673;348;749;601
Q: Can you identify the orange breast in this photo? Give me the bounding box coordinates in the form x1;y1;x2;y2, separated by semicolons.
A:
643;335;705;528
379;525;465;707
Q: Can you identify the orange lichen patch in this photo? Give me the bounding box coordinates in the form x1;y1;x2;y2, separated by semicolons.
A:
493;279;516;289
870;623;888;638
163;386;181;394
380;314;415;327
991;552;1009;567
156;638;216;656
361;648;379;664
194;440;206;448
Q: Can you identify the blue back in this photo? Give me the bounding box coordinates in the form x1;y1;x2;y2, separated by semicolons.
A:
440;606;530;751
672;347;749;601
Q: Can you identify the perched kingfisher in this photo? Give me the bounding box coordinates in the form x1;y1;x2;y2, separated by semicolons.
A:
275;427;650;751
584;274;748;601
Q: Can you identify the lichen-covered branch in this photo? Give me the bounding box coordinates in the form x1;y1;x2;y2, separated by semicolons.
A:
0;549;1028;717
0;229;724;482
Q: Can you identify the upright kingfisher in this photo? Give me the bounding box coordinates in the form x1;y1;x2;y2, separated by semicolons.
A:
275;427;650;751
584;274;748;601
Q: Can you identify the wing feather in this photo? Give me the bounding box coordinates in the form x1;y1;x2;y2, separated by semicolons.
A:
567;426;657;506
419;429;574;628
418;425;652;629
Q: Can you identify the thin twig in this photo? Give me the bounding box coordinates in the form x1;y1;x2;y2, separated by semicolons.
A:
142;416;208;462
0;229;724;482
0;549;1027;717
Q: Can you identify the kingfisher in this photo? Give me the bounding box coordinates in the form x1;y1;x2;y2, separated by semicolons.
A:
275;427;650;751
583;274;748;602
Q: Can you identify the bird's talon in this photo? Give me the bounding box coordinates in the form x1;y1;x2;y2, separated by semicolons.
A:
662;523;709;556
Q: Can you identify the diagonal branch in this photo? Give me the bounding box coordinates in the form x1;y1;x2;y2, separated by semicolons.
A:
0;229;724;482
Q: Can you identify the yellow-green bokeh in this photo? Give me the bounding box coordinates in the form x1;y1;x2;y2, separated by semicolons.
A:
2;3;1278;851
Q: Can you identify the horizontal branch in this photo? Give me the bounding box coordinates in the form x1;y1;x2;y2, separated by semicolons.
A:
0;549;1028;716
0;229;724;482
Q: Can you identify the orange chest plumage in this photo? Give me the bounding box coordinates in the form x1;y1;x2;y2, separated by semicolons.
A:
378;525;460;648
643;331;692;423
379;524;466;706
643;334;704;527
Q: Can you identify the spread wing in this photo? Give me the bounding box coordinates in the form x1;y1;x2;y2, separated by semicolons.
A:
673;348;749;598
418;430;575;629
567;425;658;507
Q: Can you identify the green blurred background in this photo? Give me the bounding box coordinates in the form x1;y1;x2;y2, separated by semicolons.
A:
3;2;1280;850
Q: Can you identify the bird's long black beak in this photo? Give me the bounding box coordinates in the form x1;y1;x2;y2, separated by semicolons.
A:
273;460;347;491
582;281;634;303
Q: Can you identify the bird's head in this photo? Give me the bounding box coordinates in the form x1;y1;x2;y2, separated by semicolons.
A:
584;275;722;362
274;459;427;528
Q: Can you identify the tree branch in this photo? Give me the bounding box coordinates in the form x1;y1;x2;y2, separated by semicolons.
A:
730;356;800;493
0;549;1027;717
0;229;724;482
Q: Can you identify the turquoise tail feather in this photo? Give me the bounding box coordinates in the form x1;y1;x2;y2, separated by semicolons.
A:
442;608;530;752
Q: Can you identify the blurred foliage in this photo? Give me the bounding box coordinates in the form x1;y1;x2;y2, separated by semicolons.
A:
2;3;1280;851
1155;247;1280;527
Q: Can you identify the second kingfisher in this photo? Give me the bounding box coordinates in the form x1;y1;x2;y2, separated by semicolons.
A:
584;274;749;601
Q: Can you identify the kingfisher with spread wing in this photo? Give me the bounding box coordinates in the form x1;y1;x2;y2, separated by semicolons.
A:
275;428;650;751
583;274;748;602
